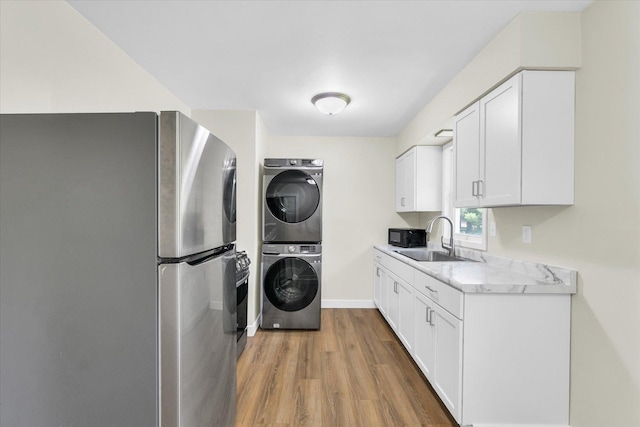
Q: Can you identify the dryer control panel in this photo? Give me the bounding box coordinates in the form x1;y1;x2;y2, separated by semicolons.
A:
263;243;321;255
264;158;323;168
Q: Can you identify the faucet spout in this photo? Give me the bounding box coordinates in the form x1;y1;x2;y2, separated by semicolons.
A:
426;215;455;257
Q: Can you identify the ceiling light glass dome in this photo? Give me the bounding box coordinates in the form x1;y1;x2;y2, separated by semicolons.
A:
311;92;351;115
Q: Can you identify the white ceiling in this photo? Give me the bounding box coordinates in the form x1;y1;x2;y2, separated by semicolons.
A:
67;0;591;137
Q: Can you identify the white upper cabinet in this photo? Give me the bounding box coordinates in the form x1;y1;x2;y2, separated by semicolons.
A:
396;146;442;212
453;103;481;207
454;70;575;208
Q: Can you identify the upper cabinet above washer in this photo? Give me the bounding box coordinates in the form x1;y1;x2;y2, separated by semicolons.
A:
454;70;575;208
396;146;442;212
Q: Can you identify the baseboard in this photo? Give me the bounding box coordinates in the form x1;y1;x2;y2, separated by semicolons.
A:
247;301;376;336
321;299;376;308
247;314;261;337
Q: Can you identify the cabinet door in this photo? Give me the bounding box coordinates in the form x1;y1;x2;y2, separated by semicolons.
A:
396;149;416;211
433;304;463;423
373;263;383;310
413;292;435;381
396;155;406;211
378;266;389;317
454;102;481;207
415;146;443;211
480;73;522;206
397;279;414;352
387;273;400;331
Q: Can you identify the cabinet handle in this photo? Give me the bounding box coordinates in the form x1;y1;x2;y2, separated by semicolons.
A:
401;197;405;207
426;306;434;326
472;181;477;197
394;282;399;294
477;180;484;197
424;285;437;293
376;267;380;277
426;307;430;323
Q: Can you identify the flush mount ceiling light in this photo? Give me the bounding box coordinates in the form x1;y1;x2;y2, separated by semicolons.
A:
435;129;453;138
311;92;351;115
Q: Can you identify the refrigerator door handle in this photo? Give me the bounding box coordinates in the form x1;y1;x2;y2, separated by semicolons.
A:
185;244;235;266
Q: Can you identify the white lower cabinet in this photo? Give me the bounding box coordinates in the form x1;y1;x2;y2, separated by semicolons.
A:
430;301;462;421
387;272;400;331
413;284;462;422
374;249;415;349
373;262;385;316
373;248;571;427
396;278;414;352
413;292;435;380
382;271;414;353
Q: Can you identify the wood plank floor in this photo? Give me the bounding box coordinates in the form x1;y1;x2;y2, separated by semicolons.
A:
235;308;457;427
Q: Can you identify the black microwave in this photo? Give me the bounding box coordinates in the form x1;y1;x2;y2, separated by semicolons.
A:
388;228;427;248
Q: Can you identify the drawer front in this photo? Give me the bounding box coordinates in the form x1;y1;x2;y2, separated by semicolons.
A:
374;249;385;265
414;270;463;319
374;249;414;284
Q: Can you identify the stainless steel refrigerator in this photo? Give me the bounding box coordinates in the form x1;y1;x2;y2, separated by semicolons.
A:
0;112;237;427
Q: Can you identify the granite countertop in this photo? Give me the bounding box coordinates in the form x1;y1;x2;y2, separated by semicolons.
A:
374;244;577;294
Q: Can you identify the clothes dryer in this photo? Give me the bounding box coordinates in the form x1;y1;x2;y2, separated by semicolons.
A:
261;243;321;330
262;158;323;243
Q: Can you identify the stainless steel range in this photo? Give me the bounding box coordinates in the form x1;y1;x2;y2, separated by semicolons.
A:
236;250;250;357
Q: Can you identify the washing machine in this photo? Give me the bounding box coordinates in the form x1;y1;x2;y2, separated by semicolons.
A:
262;158;323;243
261;243;321;330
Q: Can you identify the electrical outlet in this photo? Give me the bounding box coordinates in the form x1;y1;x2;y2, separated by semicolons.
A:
489;222;497;237
522;225;532;244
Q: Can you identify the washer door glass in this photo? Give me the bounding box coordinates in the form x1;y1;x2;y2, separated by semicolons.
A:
266;170;319;223
264;258;318;312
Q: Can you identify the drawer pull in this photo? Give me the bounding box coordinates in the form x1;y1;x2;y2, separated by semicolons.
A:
425;285;437;293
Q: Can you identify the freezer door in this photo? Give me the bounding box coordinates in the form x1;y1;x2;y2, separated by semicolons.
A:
159;111;236;258
159;247;236;427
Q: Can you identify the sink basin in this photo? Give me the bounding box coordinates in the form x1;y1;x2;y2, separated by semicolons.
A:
392;249;468;262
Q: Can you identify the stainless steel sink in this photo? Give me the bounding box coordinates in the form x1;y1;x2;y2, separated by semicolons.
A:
392;249;468;262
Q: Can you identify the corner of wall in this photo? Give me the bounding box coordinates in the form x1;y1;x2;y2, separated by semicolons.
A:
396;10;581;157
0;1;191;115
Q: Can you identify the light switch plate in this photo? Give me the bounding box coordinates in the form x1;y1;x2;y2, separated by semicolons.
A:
522;225;532;244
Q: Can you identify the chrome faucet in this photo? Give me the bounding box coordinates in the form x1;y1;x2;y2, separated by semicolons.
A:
426;215;455;257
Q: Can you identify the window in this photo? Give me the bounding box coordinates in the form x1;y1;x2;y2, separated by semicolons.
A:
442;142;487;251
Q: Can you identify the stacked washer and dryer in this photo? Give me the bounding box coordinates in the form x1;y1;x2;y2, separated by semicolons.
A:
261;159;323;330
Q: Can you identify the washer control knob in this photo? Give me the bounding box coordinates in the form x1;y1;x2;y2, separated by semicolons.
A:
288;245;296;253
289;159;297;165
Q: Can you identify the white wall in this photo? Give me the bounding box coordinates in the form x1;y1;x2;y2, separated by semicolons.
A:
398;11;581;154
397;2;640;425
191;110;264;330
0;1;189;114
264;135;401;305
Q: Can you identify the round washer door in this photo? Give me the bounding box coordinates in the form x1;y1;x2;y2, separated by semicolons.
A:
265;170;319;223
264;257;318;312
